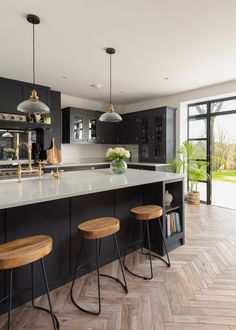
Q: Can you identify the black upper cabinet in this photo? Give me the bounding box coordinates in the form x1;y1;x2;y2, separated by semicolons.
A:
138;107;176;163
62;107;100;144
0;78;22;114
119;113;140;144
43;91;61;150
97;117;119;144
0;77;61;156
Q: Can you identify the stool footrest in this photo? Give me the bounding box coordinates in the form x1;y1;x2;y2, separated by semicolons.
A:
141;251;171;267
100;273;128;293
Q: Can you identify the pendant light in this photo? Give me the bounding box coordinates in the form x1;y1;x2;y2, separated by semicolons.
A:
17;14;50;114
1;131;13;138
99;48;122;122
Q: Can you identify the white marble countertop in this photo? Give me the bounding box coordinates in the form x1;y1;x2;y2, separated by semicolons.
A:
46;161;169;168
0;169;183;210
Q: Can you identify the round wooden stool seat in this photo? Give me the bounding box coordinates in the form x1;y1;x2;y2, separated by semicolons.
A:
78;217;120;240
131;205;163;220
0;235;52;270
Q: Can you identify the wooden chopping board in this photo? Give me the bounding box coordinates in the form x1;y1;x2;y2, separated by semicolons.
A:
46;138;62;165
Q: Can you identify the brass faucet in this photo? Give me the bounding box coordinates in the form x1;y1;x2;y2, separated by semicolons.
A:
16;142;43;182
15;142;33;172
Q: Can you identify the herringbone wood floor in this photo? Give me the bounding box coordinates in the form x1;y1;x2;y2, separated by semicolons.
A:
1;204;236;329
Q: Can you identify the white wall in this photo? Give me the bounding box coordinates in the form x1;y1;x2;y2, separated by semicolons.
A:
61;94;106;111
122;79;236;146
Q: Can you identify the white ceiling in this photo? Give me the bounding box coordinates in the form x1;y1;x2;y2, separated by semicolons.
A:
1;0;236;104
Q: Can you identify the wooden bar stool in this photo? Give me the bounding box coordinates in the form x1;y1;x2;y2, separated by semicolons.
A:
123;205;170;280
70;217;128;315
0;235;59;330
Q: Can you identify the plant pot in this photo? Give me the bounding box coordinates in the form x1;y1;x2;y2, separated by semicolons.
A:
43;117;51;124
187;191;200;205
110;159;127;174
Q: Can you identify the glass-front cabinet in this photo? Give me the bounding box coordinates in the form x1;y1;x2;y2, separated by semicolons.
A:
62;108;100;144
138;107;176;163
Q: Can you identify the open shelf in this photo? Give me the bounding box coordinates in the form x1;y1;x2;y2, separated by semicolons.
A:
165;204;181;213
0;120;51;130
166;232;184;244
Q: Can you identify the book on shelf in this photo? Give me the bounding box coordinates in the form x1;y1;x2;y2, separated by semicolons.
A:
166;212;181;238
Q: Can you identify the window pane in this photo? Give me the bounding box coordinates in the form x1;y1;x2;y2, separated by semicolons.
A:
198;182;207;202
189;118;207;139
191;140;207;159
189;104;207;116
211;99;236;113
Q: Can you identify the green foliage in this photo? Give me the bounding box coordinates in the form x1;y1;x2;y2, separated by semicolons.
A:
171;141;209;192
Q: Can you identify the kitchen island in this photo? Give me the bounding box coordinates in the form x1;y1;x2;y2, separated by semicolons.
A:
0;169;184;313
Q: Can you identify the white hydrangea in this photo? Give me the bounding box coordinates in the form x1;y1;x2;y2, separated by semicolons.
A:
106;147;130;160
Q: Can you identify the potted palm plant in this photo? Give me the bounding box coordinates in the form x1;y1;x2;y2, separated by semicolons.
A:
171;141;209;205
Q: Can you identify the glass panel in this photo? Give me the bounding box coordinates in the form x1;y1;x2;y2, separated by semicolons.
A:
141;118;149;143
191;140;207;159
0;130;37;161
211;113;236;209
197;182;207;202
211;99;236;113
154;115;162;159
88;119;97;141
189;104;207;116
74;119;83;140
189;118;207;139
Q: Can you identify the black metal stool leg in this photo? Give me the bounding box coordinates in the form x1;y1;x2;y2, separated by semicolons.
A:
123;219;153;280
158;218;171;267
113;234;128;293
70;238;101;315
143;217;171;267
7;269;13;330
123;217;136;265
95;238;101;315
40;259;59;330
146;221;153;280
31;262;60;329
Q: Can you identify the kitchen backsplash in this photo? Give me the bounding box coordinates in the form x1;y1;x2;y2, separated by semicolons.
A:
61;144;139;163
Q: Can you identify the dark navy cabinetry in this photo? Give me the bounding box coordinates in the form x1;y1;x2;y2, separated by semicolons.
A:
62;106;176;163
0;77;61;154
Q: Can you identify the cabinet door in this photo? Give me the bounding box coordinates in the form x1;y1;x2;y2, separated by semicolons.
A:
119;113;139;144
138;114;152;161
97;120;119;144
86;111;100;143
70;111;86;143
152;110;165;162
0;78;22;114
43;91;61;150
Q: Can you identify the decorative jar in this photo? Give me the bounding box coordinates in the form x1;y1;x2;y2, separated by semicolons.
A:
165;190;173;205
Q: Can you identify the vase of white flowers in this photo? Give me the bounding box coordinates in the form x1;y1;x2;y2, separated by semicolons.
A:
106;147;130;174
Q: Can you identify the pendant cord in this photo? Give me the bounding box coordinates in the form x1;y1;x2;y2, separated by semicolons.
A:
110;53;112;104
32;23;35;86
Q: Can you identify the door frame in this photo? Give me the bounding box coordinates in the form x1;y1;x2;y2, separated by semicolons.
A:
188;96;236;204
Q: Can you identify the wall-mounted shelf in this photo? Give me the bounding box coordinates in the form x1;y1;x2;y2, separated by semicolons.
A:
0;120;51;130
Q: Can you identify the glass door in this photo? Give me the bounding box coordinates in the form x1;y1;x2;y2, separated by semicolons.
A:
188;97;236;207
188;103;209;203
210;110;236;209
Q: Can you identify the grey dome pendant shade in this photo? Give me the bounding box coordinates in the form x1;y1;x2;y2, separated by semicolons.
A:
17;14;50;114
99;48;122;122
